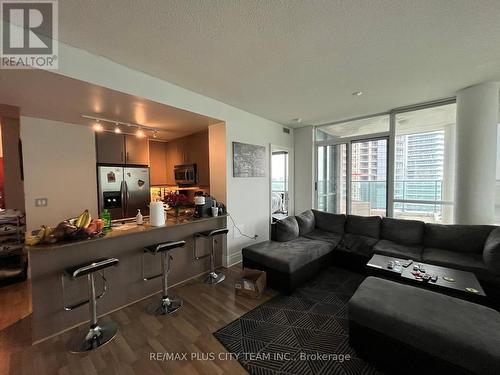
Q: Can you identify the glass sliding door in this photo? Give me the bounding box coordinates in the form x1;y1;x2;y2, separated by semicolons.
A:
316;114;389;215
351;138;388;216
316;144;347;213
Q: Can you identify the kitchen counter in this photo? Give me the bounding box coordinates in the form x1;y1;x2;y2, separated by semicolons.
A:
28;214;227;252
27;214;227;343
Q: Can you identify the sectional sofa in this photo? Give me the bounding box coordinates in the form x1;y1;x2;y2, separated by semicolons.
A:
242;209;500;295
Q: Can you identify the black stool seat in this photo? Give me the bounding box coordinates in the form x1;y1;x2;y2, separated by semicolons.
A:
65;258;119;279
196;228;229;237
144;240;186;254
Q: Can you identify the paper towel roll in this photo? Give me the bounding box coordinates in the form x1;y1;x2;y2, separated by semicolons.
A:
149;201;166;226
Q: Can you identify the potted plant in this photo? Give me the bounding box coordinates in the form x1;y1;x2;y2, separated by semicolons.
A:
163;192;188;218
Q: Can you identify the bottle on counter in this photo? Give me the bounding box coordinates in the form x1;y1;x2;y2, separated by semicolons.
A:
101;209;112;231
136;209;143;225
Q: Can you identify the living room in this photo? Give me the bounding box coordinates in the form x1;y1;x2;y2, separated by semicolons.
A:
1;1;500;375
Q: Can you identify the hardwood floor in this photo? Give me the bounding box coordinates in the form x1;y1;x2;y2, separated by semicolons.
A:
0;281;31;331
0;265;276;375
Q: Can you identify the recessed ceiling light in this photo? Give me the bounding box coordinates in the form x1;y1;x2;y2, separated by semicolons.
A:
352;91;363;97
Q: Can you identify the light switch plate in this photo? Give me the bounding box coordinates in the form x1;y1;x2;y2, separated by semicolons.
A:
35;198;48;207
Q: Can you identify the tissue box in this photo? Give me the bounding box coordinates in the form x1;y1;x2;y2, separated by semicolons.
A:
235;268;266;299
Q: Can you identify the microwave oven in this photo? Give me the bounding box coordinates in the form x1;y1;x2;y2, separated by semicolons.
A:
174;164;197;185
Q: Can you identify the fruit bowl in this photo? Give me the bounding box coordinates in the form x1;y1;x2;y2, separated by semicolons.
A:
26;210;105;246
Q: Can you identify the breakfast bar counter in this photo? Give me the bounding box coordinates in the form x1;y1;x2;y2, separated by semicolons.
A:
27;215;227;343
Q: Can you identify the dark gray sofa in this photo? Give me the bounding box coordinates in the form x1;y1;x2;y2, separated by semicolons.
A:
349;277;500;375
242;209;500;294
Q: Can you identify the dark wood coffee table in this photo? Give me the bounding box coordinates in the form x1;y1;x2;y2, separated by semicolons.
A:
367;254;487;304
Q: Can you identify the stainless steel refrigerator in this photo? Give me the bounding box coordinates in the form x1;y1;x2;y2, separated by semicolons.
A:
97;166;150;220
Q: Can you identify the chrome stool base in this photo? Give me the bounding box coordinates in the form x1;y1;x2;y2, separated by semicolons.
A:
67;321;118;353
147;297;183;315
204;271;225;285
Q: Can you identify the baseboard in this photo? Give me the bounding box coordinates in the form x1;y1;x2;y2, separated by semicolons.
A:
226;251;242;268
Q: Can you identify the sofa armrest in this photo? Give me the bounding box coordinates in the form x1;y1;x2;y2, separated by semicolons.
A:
484;227;500;275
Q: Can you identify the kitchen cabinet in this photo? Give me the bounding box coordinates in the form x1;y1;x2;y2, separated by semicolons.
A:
96;132;149;166
96;132;125;164
125;135;149;165
164;130;210;187
149;140;168;186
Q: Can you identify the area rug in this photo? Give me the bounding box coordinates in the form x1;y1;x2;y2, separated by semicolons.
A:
214;266;384;375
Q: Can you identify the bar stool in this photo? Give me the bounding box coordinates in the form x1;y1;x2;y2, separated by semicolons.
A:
194;228;229;284
142;240;186;315
62;257;119;353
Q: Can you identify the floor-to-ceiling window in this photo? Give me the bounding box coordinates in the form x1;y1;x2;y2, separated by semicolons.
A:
315;100;456;223
393;103;456;223
316;115;389;216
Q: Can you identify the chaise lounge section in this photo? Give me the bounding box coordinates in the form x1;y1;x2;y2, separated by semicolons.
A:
242;209;500;295
349;277;500;374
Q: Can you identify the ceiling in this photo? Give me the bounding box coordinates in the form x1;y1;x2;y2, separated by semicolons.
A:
0;69;220;140
55;0;500;127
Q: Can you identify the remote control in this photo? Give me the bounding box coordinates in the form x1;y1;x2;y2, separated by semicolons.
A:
403;260;413;268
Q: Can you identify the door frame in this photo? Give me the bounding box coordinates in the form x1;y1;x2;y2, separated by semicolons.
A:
315;132;390;215
269;144;294;223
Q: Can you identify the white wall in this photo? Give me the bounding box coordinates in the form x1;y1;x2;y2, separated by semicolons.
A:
294;126;315;214
21;117;98;231
28;40;293;265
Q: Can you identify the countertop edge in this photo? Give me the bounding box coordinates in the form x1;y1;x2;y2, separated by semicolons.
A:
27;214;227;252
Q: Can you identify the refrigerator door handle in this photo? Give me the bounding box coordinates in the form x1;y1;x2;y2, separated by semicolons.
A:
120;180;127;219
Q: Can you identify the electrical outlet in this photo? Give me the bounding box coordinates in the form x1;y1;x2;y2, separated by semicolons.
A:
35;198;48;207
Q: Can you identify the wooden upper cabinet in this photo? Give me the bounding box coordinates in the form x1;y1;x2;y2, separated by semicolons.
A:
162;130;210;186
96;132;125;164
96;132;149;165
125;135;149;165
149;141;168;186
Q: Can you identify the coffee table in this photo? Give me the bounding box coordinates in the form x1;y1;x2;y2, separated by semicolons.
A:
366;254;487;304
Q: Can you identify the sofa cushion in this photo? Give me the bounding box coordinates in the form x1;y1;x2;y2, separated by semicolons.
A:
422;248;488;276
346;215;381;238
311;210;346;234
274;216;299;242
349;277;500;375
295;210;315;236
381;217;424;245
424;223;495;253
483;227;500;275
242;238;334;274
336;233;378;257
373;240;423;261
303;229;343;247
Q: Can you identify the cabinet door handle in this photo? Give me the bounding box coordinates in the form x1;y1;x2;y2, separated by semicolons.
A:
126;152;129;162
121;151;124;162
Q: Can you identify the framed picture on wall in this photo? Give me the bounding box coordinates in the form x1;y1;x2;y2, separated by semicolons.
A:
232;142;266;177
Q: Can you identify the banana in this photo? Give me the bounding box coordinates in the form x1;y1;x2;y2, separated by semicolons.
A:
75;210;91;228
80;211;91;229
75;210;86;228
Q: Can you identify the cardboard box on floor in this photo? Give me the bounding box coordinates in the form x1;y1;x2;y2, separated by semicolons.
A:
235;268;266;299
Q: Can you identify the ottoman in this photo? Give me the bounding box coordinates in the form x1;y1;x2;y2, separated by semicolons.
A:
348;277;500;375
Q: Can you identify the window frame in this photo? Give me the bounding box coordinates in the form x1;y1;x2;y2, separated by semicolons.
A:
314;97;457;222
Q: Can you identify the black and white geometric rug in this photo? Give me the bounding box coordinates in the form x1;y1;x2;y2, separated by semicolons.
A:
214;266;384;375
